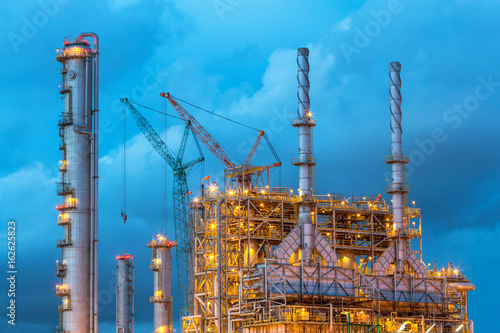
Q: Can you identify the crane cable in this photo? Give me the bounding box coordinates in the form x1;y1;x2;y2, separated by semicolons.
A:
169;94;281;164
121;102;127;223
161;97;167;235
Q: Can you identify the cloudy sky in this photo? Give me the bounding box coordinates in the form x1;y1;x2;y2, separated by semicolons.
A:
1;0;498;332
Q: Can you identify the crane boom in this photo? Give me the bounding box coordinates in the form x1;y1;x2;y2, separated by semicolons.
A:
161;92;236;169
121;98;177;169
244;130;264;165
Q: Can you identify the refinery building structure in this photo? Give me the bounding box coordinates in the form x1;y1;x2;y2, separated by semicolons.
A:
53;33;474;333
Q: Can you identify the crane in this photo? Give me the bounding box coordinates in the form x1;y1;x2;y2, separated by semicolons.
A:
121;98;203;318
161;92;235;169
160;93;281;189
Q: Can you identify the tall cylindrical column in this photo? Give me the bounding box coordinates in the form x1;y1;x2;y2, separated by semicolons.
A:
56;36;96;333
386;62;409;270
148;236;177;333
116;254;134;333
292;48;316;261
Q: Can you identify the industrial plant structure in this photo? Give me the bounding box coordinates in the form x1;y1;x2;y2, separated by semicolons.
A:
180;49;474;333
55;33;99;333
53;32;473;333
116;254;135;333
148;235;177;333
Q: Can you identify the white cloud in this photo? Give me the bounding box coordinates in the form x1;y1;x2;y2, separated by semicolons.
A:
228;45;336;116
336;17;352;31
0;162;58;242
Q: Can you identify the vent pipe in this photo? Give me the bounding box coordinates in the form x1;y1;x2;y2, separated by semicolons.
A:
293;48;317;262
386;62;409;271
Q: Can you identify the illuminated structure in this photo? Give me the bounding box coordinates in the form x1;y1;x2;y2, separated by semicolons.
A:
148;235;177;333
181;50;474;333
116;254;134;333
55;33;99;333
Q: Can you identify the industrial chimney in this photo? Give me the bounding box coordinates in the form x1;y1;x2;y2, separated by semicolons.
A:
147;235;177;333
55;33;99;333
292;47;316;262
116;254;134;333
386;62;409;272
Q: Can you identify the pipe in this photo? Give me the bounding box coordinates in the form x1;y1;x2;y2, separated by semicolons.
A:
73;55;92;136
329;303;333;330
78;32;99;333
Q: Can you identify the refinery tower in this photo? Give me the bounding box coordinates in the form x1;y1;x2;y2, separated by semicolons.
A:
181;49;475;333
55;33;100;333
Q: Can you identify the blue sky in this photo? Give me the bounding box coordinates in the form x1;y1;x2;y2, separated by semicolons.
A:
1;0;498;332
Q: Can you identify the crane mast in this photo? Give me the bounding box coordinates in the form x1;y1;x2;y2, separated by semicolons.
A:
121;98;202;318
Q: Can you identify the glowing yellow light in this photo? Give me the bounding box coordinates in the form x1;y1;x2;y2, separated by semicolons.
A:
327;233;330;236
357;214;360;217
211;224;216;229
209;255;214;260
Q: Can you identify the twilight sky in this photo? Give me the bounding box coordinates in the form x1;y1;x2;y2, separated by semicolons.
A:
1;0;499;332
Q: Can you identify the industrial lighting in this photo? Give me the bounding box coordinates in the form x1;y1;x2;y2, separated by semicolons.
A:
396;322;409;332
425;323;436;333
455;324;464;332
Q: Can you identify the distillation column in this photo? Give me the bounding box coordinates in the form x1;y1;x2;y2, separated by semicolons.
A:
292;47;316;261
55;33;99;333
386;62;409;272
148;236;177;333
116;254;134;333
